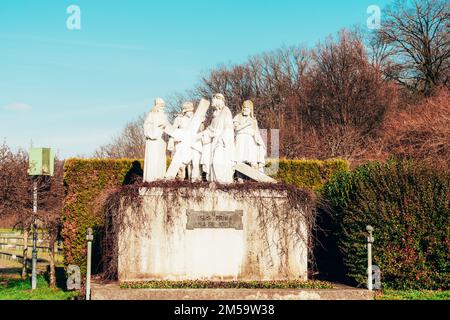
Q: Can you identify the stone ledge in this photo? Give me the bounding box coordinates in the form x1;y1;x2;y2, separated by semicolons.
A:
91;282;374;300
138;187;288;198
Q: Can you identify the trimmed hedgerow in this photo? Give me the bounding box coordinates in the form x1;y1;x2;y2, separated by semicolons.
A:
270;159;349;191
62;158;144;274
62;158;348;276
322;159;449;290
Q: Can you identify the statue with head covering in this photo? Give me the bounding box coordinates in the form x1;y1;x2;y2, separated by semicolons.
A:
167;101;200;180
200;93;236;183
168;102;194;154
233;100;266;174
143;98;170;182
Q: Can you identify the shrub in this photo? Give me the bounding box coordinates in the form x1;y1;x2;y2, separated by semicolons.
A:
323;159;449;290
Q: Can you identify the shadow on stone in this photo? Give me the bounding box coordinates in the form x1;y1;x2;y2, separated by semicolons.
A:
123;161;143;185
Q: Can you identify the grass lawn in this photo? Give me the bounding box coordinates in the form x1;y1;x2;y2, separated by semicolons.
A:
0;259;79;300
376;290;450;300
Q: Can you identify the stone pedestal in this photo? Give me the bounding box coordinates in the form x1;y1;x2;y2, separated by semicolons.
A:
117;187;308;282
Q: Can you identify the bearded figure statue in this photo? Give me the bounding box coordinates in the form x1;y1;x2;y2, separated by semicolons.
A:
200;93;236;183
143;98;169;182
168;102;195;179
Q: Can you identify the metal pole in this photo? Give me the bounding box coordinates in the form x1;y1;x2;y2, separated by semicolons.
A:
86;228;93;300
367;225;374;291
31;179;38;290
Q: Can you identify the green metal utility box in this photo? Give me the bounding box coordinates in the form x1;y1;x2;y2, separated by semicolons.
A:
28;148;55;176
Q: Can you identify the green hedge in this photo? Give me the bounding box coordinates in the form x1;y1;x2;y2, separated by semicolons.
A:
62;158;348;274
322;159;449;290
62;159;144;274
271;159;349;190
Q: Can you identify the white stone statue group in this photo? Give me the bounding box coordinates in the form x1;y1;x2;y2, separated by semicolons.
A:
143;94;268;184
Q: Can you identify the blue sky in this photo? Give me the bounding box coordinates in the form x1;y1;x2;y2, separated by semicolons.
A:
0;0;393;158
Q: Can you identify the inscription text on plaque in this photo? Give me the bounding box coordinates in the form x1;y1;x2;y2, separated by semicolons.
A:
186;210;244;230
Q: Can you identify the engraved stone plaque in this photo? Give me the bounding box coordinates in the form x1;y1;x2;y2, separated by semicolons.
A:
186;210;244;230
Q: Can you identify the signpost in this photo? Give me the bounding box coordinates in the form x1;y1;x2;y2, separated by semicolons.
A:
366;225;374;291
86;228;93;300
28;148;54;290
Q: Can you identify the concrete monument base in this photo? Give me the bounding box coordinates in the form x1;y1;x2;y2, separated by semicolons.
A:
117;187;308;282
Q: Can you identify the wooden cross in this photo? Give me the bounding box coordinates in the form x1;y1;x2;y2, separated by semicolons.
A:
164;99;210;179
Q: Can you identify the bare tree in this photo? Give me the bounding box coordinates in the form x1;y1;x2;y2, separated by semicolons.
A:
301;30;398;159
193;46;312;157
378;0;450;95
306;31;394;131
381;87;450;165
0;143;31;279
187;32;399;161
93;94;190;159
0;142;65;286
94;115;146;159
